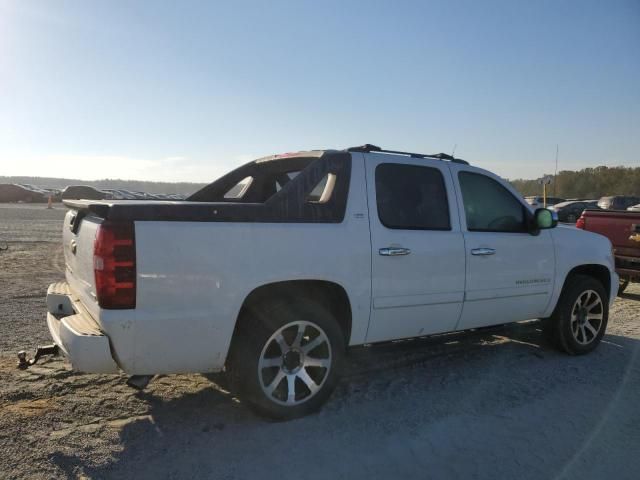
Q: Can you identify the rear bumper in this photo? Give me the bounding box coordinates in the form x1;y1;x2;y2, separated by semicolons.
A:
46;282;119;373
615;255;640;280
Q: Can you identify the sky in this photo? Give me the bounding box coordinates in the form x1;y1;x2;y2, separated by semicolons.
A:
0;0;638;183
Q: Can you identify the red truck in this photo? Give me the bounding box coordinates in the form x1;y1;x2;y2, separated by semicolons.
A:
577;209;640;295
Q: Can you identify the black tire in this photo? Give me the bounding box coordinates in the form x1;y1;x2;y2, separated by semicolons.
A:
544;274;609;355
227;297;345;420
618;277;630;296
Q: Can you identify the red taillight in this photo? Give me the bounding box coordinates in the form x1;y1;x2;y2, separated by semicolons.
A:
576;215;586;229
94;221;136;309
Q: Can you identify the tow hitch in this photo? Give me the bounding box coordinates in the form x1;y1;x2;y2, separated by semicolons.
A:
17;344;59;369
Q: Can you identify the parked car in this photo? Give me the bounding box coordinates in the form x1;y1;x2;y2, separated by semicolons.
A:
550;200;599;223
17;183;49;195
112;189;142;200
597;195;640;211
60;185;107;200
102;189;125;200
577;208;640;295
525;196;565;208
627;204;640;212
0;184;47;203
42;144;617;419
165;193;186;200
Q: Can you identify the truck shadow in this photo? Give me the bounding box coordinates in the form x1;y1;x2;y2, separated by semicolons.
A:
53;321;640;480
620;291;640;301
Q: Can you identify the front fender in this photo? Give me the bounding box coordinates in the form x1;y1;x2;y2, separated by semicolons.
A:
543;226;617;316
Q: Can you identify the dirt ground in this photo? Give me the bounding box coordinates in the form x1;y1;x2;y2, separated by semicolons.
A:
0;203;639;479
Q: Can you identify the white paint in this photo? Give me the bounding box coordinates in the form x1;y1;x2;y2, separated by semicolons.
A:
49;152;618;375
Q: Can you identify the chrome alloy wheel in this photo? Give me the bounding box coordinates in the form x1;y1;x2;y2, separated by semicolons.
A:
570;290;604;345
258;321;332;406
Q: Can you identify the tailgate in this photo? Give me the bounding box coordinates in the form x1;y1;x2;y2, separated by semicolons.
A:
584;211;640;257
62;208;103;319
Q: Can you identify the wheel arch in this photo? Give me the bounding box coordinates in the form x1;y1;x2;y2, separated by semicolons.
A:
565;264;611;296
229;280;353;358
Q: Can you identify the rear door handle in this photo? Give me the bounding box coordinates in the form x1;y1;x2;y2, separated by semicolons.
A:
379;247;411;256
471;248;496;256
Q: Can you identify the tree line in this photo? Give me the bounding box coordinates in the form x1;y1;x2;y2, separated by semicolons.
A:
510;165;640;199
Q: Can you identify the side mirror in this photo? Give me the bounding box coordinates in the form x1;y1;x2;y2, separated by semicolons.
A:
533;208;558;231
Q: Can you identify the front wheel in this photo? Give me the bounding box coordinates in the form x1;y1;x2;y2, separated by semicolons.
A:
544;275;609;355
228;297;345;420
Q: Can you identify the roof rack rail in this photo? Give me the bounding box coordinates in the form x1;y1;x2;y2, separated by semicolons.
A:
347;144;469;165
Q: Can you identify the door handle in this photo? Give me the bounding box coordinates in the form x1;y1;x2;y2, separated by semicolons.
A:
471;247;496;256
379;247;411;256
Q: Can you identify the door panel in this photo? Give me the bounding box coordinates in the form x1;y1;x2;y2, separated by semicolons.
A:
451;166;555;329
458;230;554;329
365;155;466;343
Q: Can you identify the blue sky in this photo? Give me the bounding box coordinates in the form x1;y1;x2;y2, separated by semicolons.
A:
0;0;638;182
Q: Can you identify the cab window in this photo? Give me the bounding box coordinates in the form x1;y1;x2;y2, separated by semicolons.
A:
375;164;451;230
458;171;527;233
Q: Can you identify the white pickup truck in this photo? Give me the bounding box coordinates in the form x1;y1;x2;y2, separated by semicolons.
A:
43;145;618;419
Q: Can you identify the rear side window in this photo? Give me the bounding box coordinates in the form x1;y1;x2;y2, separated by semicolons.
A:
458;172;527;232
375;164;450;230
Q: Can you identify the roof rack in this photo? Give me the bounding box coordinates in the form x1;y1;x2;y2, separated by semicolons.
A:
347;144;469;165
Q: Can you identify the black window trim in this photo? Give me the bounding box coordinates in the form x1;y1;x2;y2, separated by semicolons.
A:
458;170;532;234
375;163;452;232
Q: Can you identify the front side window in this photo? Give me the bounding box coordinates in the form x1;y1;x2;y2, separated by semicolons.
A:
375;164;450;230
458;171;527;232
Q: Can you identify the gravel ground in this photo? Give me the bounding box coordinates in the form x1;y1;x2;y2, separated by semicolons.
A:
0;203;639;479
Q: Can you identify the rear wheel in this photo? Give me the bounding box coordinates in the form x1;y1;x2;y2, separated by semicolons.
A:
618;277;630;296
544;275;608;355
228;297;345;420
